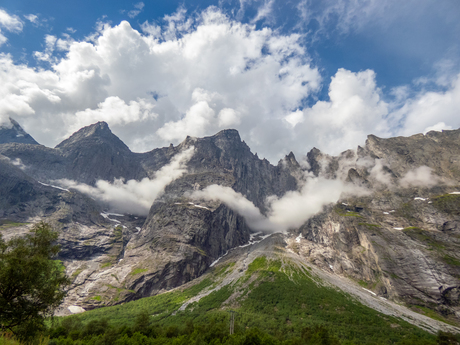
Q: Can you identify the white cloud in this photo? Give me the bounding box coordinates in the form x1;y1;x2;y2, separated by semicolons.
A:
57;147;195;215
24;14;38;24
0;8;320;159
292;68;390;155
396;73;460;137
192;185;277;232
0;9;23;32
128;2;145;18
0;7;459;162
192;173;369;232
251;0;275;24
399;166;443;188
0;9;23;46
70;96;158;136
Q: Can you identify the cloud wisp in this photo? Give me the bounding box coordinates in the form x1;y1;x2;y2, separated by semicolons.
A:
57;147;195;215
192;172;369;233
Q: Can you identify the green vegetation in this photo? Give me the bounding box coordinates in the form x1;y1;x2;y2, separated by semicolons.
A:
443;255;460;267
0;220;26;231
432;194;460;215
41;256;454;345
409;305;453;325
130;268;148;276
358;223;381;228
334;208;364;218
0;222;70;343
397;202;416;220
402;227;445;251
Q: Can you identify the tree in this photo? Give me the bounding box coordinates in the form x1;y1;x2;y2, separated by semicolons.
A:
0;222;70;341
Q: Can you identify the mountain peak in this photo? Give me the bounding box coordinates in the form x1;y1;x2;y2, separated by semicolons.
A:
56;121;130;152
0;117;39;145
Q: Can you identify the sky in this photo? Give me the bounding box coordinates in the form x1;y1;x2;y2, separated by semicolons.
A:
1;0;459;163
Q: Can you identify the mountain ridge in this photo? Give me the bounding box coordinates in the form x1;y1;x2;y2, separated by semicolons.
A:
1;118;460;327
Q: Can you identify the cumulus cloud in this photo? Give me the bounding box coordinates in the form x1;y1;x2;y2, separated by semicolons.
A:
192;173;369;232
291;69;391;155
0;8;320;159
57;147;195;215
396;73;460;137
0;6;459;162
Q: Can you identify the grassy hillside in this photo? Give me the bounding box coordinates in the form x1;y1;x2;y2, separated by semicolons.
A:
43;255;456;345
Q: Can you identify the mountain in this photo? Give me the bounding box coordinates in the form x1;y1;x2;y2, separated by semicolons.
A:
1;118;460;332
0;118;39;145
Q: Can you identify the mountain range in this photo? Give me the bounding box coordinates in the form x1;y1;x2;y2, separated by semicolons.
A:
1;117;460;335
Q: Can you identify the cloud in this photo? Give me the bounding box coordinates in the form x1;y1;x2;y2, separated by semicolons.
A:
0;8;320;159
57;147;195;215
128;2;145;18
0;9;23;46
192;173;369;232
290;68;391;155
251;0;275;24
0;6;459;163
192;185;278;232
0;9;23;32
395;73;460;137
70;96;158;136
24;14;38;25
399;166;443;188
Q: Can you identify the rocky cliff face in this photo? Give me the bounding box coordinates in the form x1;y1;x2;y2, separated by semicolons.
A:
1;119;459;324
293;130;460;322
0;121;297;312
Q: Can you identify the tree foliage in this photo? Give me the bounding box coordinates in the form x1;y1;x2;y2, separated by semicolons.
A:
0;222;70;341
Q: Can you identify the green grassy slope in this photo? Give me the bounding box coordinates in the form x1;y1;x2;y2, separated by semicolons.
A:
46;255;450;345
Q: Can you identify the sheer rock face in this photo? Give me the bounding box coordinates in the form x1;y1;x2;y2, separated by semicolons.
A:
1;119;460;321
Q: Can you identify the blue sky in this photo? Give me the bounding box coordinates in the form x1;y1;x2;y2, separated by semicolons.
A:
0;0;459;162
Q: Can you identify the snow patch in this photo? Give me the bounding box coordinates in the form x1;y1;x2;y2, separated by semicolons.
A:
393;227;404;230
383;212;389;215
449;192;460;195
136;227;141;232
295;234;303;243
414;197;427;201
38;181;70;192
362;288;376;296
100;213;121;223
210;251;229;267
329;264;334;270
68;306;85;314
106;212;124;217
210;232;274;267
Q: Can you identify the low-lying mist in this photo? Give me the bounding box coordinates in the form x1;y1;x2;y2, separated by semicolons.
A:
192;173;370;233
57;147;195;215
